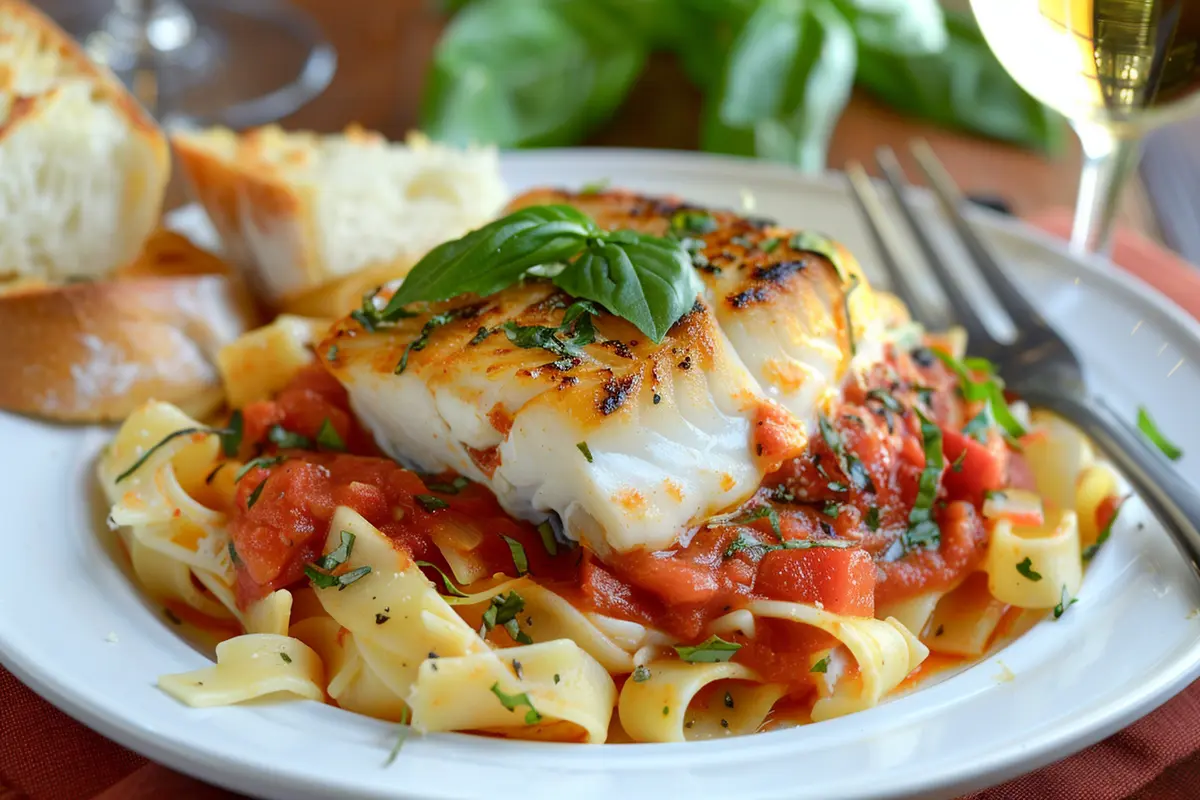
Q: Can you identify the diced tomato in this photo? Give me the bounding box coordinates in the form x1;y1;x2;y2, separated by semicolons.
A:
755;547;875;617
941;429;1007;508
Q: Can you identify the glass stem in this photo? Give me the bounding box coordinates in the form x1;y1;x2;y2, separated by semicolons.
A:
1070;120;1143;257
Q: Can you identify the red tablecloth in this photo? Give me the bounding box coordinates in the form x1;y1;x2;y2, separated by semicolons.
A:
3;211;1199;800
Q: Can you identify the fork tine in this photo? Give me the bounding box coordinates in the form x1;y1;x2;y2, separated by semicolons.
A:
843;162;931;326
874;146;998;352
909;139;1051;332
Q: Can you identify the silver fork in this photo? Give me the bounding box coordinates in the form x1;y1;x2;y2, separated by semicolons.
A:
845;140;1200;577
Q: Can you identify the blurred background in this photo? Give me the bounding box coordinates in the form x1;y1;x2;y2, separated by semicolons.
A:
34;0;1200;260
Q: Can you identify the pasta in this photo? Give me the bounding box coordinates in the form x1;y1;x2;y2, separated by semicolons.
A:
101;187;1128;748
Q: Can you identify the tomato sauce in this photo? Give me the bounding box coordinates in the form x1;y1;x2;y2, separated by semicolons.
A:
222;343;1020;688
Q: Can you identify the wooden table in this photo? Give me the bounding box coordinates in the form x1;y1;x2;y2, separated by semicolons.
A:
275;0;1157;236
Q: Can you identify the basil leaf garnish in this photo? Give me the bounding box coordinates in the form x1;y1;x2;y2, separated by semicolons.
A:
379;206;702;344
674;635;742;663
554;231;703;344
382;205;599;313
1137;406;1183;461
901;408;944;553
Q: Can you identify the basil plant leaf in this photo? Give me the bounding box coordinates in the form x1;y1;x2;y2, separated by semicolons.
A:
421;0;648;148
831;0;946;56
855;11;1064;153
552;231;703;344
703;0;858;173
383;205;598;312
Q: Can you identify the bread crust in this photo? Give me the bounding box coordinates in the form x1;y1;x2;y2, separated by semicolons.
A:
0;231;260;422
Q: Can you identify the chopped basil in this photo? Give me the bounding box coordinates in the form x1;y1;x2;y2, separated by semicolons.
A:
316;419;346;451
1016;557;1043;581
950;450;968;473
326;344;339;361
383;706;412;766
480;592;533;645
1053;585;1078;620
234;455;285;483
415;561;470;598
962;409;990;443
787;231;848;282
268;425;313;450
537;521;558;556
502;299;598;364
1083;496;1128;561
280;652;292;664
901;409;944;553
663;706;670;716
502;535;529;576
810;655;830;674
426;475;470;494
759;237;781;253
865;506;881;531
222;411;244;457
1137;406;1183;461
632;665;652;682
723;530;853;559
246;477;268;509
822;501;841;518
842;276;860;356
205;463;226;485
818;413;873;492
674;635;742;663
397;310;464;374
353;287;418;334
490;682;542;724
580;178;610;194
930;350;1026;440
115;426;236;483
315;531;355;571
416;494;449;512
866;388;904;414
306;531;371;590
708;504;781;539
671;210;718;235
554;674;560;684
576;441;594;463
305;564;371;591
228;541;242;567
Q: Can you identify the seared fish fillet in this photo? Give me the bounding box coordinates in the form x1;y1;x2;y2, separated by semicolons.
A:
320;189;882;554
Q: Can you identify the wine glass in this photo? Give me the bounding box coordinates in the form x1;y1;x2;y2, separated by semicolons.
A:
40;0;336;130
969;0;1200;255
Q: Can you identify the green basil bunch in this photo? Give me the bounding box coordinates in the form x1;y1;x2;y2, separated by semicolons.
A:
421;0;1062;172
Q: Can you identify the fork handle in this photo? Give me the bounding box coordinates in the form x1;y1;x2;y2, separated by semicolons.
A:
1026;390;1200;579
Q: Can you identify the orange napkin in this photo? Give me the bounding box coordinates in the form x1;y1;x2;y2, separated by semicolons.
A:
2;211;1198;800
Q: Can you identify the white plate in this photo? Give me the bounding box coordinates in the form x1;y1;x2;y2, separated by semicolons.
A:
3;149;1200;800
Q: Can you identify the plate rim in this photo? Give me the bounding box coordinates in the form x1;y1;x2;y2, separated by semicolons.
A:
4;146;1200;800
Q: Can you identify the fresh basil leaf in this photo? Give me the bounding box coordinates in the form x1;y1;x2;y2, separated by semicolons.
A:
576;441;594;463
415;560;470;598
221;411;243;458
426;475;471;495
416;494;449;512
305;563;371;591
315;531;356;571
632;664;652;682
553;230;703;343
708;504;782;539
422;0;647;149
489;681;542;725
1137;406;1183;461
831;0;945;55
502;535;529;576
674;635;742;663
268;425;313;450
1015;556;1042;581
316;419;346;452
902;409;943;553
384;205;598;312
246;477;268;510
114;426;233;483
704;0;858;172
1053;585;1078;620
234;455;285;483
810;655;830;673
855;12;1063;153
537;521;558;557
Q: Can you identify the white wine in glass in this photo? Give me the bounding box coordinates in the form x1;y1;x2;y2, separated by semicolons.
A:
969;0;1200;254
